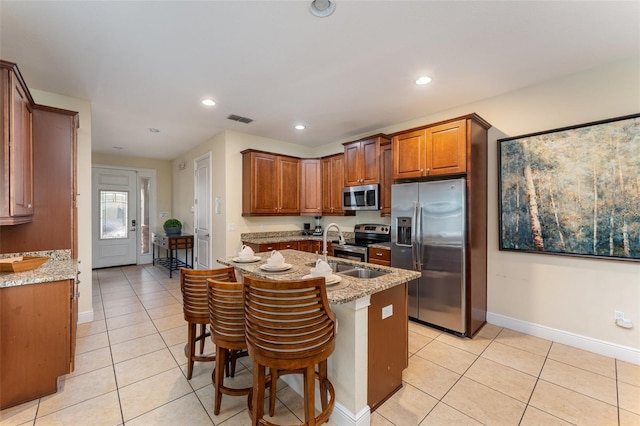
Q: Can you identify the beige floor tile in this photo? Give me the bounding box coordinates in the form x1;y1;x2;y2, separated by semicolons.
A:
415;340;477;374
100;289;137;302
402;355;460;399
118;367;193;421
420;402;483;425
464;357;537;403
75;331;110;355
618;381;640;415
443;377;526;425
125;392;213;426
103;302;145;319
548;343;616;378
0;399;38;426
92;308;105;321
111;332;167;363
408;329;433;354
540;359;617;405
495;328;551;357
160;325;187;347
195;379;274;425
408;321;442;339
529;380;618;425
618;359;640;387
114;348;179;387
475;323;502;340
147;302;184;319
35;390;122;425
67;347;113;378
107;319;157;345
435;331;492;356
370;411;395;425
105;310;151;331
374;383;437;425
37;366;117;417
141;295;181;310
520;406;573;425
75;319;106;338
620;408;640;426
169;341;189;366
482;341;546;376
134;286;171;299
102;295;140;309
153;312;186;332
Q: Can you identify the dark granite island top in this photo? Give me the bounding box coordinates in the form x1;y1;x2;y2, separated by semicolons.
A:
217;249;419;305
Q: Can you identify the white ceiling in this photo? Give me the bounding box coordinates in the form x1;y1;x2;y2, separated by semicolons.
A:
1;1;638;160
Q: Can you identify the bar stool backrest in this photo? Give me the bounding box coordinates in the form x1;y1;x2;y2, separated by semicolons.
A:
181;267;236;324
208;278;246;350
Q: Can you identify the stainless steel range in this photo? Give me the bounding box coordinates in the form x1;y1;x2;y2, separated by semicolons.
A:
331;224;391;262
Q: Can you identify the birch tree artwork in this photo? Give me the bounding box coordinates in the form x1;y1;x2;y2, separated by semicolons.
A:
498;114;640;261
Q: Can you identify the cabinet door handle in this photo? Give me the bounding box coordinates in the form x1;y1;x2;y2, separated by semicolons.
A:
376;252;383;256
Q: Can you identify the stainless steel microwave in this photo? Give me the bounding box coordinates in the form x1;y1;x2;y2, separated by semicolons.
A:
342;184;379;211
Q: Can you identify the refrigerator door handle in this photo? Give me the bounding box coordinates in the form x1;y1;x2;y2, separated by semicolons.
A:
412;202;419;270
416;202;423;270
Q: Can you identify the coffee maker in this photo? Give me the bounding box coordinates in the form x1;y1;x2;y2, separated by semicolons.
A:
302;223;311;236
312;216;323;236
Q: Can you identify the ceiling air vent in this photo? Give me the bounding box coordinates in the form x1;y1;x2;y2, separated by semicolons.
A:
227;114;254;124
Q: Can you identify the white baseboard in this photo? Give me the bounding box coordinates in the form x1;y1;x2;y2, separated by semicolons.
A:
487;312;640;365
77;309;94;324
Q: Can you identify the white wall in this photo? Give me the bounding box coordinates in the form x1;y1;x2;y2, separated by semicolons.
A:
169;57;640;361
30;89;93;322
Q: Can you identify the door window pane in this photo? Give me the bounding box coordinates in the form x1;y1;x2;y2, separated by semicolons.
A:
140;177;150;255
100;190;128;239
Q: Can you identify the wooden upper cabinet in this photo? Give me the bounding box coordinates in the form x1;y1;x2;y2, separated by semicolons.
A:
300;159;322;216
242;150;300;216
393;118;467;180
379;142;392;216
1;61;34;225
321;153;353;216
343;136;384;186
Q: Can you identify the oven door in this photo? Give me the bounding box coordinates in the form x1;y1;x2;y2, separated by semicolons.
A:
332;245;367;262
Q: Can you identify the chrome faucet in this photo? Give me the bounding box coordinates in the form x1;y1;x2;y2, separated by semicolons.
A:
323;222;345;263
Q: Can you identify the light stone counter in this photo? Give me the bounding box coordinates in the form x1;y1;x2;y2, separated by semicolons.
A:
0;250;77;288
218;249;418;304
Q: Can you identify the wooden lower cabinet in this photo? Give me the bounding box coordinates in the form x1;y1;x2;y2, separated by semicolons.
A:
368;247;391;267
299;240;322;254
368;282;408;412
0;279;76;409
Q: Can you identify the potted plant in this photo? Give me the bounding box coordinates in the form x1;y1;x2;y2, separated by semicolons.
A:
163;218;182;235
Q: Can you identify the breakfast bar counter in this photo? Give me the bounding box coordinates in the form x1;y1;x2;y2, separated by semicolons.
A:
218;249;420;426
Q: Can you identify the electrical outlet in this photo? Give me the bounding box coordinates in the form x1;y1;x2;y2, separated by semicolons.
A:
615;311;625;321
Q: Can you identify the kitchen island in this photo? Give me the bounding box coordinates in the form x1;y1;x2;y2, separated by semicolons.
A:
218;249;420;426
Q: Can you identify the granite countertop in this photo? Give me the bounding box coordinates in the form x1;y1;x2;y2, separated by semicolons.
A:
241;230;354;245
218;249;420;305
0;250;77;288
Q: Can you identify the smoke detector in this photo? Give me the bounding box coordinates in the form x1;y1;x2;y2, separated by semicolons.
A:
309;0;335;17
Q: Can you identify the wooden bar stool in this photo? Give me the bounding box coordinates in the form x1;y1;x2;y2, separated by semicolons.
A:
180;267;236;379
243;275;337;426
207;278;251;415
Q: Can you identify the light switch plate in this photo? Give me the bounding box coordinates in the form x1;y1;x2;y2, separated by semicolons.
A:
382;304;393;319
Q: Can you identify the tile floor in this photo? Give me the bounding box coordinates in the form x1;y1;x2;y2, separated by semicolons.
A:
1;264;639;426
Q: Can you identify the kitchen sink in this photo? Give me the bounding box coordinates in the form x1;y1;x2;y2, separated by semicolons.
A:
306;261;390;279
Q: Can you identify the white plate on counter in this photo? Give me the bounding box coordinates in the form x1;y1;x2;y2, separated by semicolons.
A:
302;274;342;286
232;256;262;263
259;263;292;272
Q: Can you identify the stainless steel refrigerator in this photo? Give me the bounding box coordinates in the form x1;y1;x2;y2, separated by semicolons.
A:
391;179;466;335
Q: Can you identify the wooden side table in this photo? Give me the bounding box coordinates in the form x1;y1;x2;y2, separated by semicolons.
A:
151;231;194;278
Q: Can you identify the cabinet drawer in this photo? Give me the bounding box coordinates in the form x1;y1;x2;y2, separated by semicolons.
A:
279;241;300;250
368;247;390;262
258;243;279;252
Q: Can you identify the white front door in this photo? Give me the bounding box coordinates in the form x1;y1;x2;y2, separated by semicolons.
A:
92;167;138;268
194;154;212;269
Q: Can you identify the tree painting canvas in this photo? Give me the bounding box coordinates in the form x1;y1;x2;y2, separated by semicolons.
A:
498;113;640;262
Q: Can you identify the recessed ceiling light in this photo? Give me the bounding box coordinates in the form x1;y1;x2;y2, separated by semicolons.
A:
415;76;432;86
294;124;306;130
148;128;160;133
309;0;335;17
202;99;216;106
